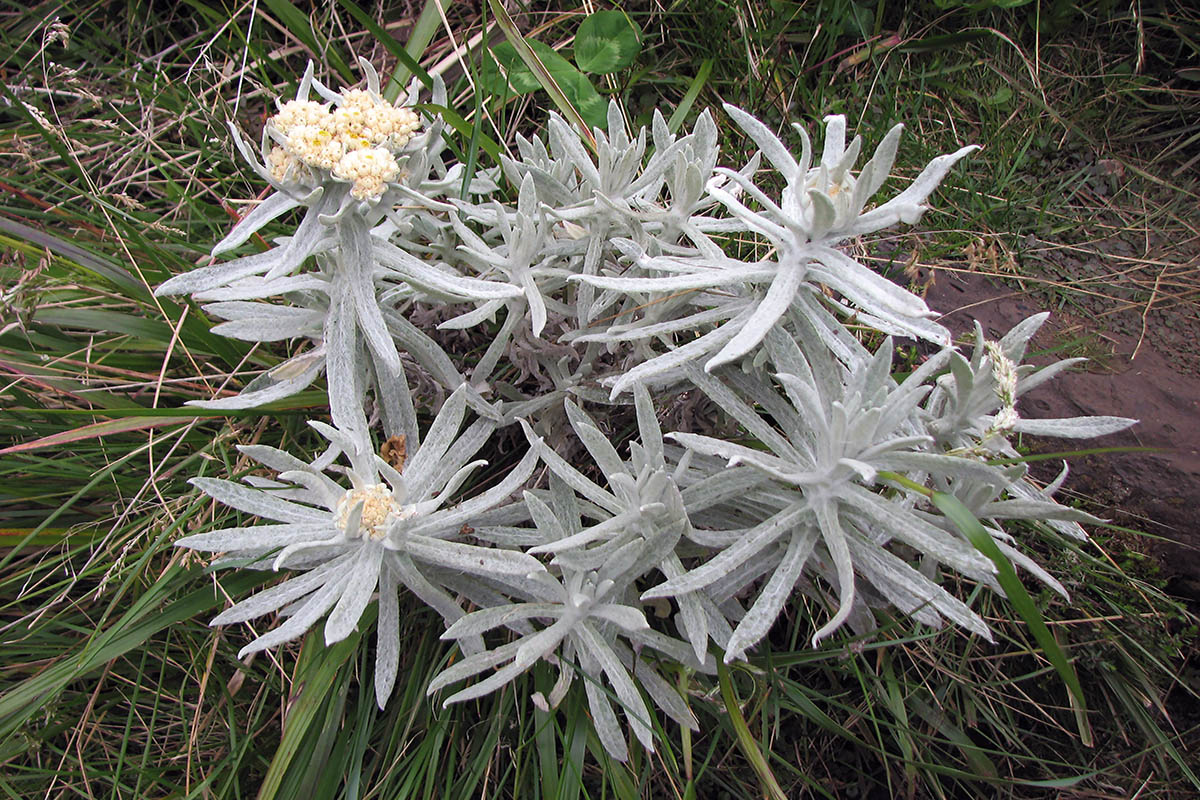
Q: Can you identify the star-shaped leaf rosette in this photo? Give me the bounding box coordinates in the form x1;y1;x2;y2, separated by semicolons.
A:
156;59;513;428
175;387;540;707
574;106;977;395
427;387;713;761
651;333;1004;657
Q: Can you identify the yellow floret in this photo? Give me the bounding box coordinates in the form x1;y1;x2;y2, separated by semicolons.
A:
342;134;373;153
331;104;368;140
332;89;422;150
331;90;381;141
286;125;344;171
335;483;409;540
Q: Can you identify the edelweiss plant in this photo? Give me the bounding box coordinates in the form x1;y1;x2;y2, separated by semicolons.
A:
166;58;1135;762
573;104;975;394
653;337;1001;655
427;388;715;760
177;387;540;706
157;59;510;431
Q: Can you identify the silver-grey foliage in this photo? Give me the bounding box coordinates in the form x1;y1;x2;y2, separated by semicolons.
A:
176;386;540;707
164;61;1135;761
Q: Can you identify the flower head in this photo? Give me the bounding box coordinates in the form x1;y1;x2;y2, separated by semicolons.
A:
266;145;299;183
273;98;332;130
332;146;400;199
332;89;420;149
335;483;411;539
261;68;420;199
284;123;344;170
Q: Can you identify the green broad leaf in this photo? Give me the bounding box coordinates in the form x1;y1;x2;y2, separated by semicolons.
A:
524;39;604;124
848;2;874;33
986;87;1013;106
478;40;606;130
545;58;607;130
477;41;542;97
486;0;596;148
574;10;642;75
932;491;1093;746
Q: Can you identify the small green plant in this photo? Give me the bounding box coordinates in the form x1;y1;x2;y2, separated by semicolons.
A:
479;9;641;128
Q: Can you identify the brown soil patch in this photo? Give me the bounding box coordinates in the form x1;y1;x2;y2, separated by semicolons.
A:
925;269;1200;598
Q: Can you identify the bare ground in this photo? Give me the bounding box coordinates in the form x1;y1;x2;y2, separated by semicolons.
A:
925;267;1200;598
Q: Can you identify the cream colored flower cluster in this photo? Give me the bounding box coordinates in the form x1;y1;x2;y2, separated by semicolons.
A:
266;93;421;199
984;340;1020;436
335;483;410;540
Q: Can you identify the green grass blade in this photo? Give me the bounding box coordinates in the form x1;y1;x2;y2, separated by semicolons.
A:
260;0;354;81
0;415;196;455
0;218;140;297
256;611;372;800
418;103;502;163
336;0;434;98
667;59;714;134
931;490;1093;746
390;0;449;98
0;569;265;742
717;661;787;800
485;0;596;150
